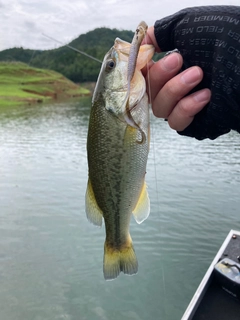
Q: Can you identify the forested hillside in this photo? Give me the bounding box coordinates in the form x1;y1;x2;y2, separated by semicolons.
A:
0;28;134;83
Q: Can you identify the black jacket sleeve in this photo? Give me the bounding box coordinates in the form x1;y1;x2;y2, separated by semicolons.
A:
154;6;240;140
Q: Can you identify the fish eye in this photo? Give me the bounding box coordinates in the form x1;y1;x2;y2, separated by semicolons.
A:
106;59;116;72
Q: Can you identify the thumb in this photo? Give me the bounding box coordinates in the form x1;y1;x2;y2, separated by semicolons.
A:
142;26;161;52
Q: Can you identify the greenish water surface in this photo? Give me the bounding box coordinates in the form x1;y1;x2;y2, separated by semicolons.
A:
0;99;240;320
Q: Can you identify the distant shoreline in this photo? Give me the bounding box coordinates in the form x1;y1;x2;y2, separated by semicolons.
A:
0;62;91;107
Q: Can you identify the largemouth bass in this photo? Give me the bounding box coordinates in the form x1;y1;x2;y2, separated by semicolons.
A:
86;22;154;280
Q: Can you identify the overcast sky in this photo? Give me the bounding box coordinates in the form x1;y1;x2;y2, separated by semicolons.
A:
0;0;239;51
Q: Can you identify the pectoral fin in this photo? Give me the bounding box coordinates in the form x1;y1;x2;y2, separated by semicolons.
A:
85;179;103;226
137;44;155;69
132;181;150;224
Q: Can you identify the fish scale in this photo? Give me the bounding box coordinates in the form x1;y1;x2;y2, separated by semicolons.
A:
85;23;155;280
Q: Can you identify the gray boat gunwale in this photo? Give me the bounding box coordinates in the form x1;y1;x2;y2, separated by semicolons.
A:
181;229;240;320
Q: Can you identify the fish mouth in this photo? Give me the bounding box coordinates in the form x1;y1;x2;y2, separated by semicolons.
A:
106;38;149;143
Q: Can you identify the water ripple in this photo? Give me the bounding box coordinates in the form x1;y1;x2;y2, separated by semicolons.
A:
0;102;240;320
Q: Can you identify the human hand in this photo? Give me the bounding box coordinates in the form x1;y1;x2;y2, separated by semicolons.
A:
145;6;240;140
142;26;211;132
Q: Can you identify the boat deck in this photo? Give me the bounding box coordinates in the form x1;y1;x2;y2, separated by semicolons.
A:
193;276;240;319
182;230;240;320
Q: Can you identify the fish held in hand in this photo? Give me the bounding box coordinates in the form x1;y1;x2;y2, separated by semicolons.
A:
85;22;154;280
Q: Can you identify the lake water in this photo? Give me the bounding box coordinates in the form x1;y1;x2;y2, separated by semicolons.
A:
0;99;240;320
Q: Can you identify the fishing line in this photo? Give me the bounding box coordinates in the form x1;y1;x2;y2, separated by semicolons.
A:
146;45;167;319
146;58;161;222
28;50;36;66
42;33;102;64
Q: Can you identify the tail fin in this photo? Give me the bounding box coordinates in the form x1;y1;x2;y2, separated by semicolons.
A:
103;237;138;280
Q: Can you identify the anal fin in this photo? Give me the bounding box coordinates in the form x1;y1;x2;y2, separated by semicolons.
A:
85;179;103;226
132;181;150;224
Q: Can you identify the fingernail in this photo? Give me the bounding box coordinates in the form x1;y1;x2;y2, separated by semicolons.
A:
193;89;211;102
162;54;180;71
181;68;201;84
